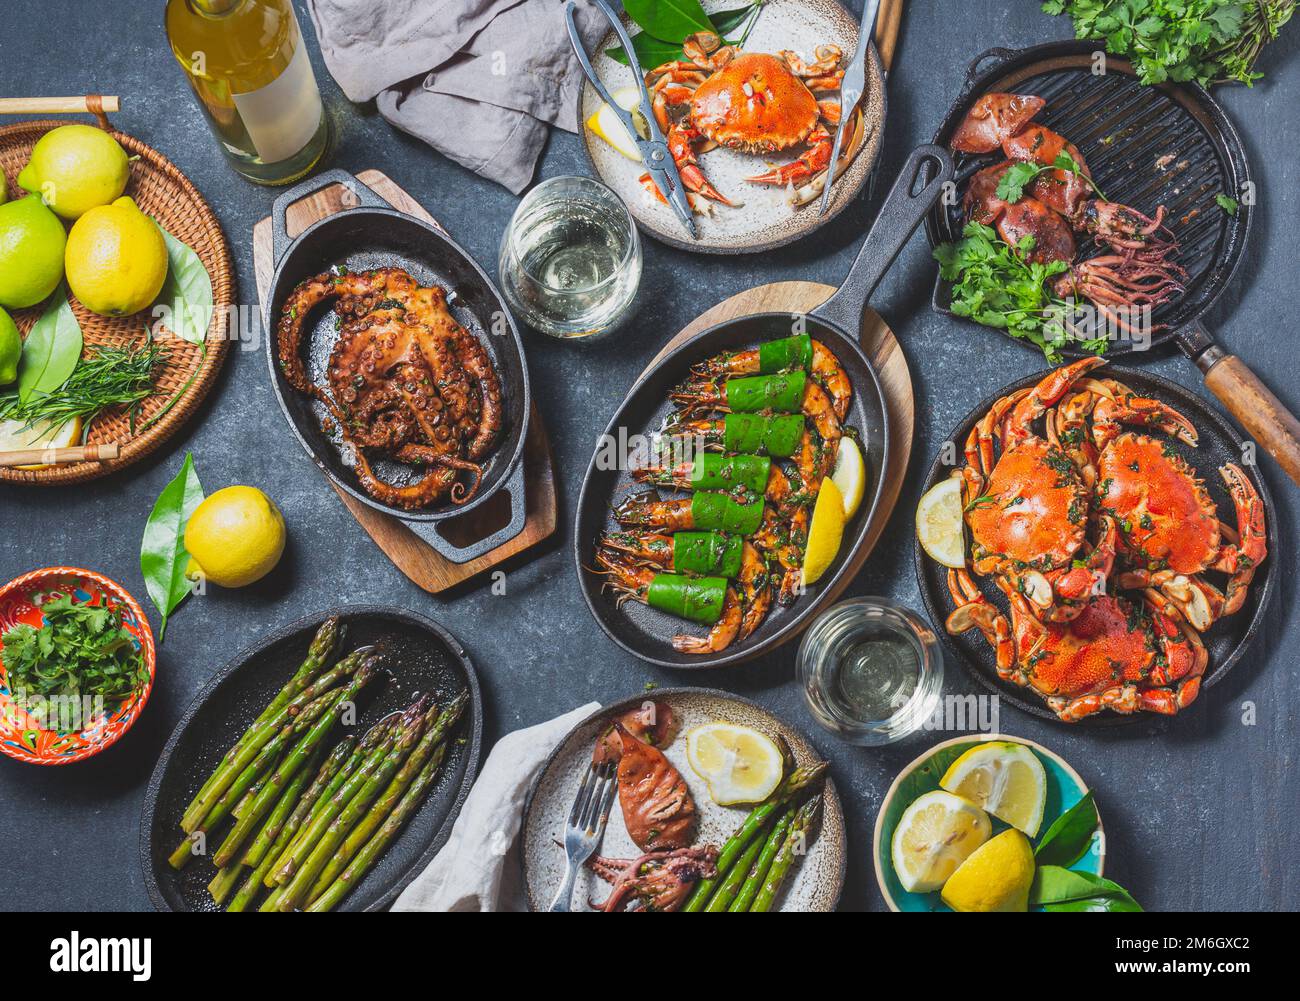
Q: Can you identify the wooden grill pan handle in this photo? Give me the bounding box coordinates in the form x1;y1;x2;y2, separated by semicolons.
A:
1200;348;1300;487
875;0;904;72
0;96;118;128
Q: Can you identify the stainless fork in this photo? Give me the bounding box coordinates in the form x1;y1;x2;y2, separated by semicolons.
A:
548;762;617;912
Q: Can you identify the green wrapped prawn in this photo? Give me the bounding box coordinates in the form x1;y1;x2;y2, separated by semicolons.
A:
721;413;804;458
687;453;770;494
672;531;744;577
724;370;806;414
646;573;729;625
756;334;813;374
689;491;765;535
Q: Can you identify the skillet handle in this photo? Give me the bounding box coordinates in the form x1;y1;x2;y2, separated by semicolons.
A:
811;144;954;335
961;46;1020;94
1198;345;1300;487
402;459;529;565
270;168;394;263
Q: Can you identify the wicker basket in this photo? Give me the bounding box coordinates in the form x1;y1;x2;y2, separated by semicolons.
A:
0;96;234;485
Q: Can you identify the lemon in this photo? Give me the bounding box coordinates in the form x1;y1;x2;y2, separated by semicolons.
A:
940;741;1048;837
0;181;7;205
18;124;129;220
0;416;81;469
800;478;846;588
185;486;287;588
65;196;167;316
685;722;784;806
586;86;650;161
0;194;67;309
891;790;991;893
916;474;966;569
940;829;1035;912
0;307;19;385
830;436;866;518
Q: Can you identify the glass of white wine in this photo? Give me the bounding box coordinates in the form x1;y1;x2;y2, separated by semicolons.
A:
498;176;641;340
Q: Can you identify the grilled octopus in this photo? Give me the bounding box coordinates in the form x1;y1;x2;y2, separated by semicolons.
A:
952;93;1186;332
587;846;719;912
277;266;502;510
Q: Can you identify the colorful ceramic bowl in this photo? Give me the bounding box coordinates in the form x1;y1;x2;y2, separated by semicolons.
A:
0;567;156;765
872;735;1103;911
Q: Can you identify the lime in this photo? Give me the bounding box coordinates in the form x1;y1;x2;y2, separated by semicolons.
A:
940;741;1048;837
0;195;67;309
0;306;19;385
185;486;287;588
18;124;129;220
685;722;784;805
65;196;167;316
891;790;991;893
940;829;1035;912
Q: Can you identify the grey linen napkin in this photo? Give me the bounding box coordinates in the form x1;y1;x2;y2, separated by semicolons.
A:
307;0;609;192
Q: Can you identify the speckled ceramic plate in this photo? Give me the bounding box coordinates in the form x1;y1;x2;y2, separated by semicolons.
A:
578;0;885;254
872;735;1103;912
522;687;846;911
0;567;155;765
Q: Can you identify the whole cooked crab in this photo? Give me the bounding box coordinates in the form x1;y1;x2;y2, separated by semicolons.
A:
643;31;860;207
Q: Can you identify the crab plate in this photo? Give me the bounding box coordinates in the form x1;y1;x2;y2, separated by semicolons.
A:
691;53;820;154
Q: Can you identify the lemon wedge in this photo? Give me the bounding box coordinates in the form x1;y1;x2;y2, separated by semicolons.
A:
939;741;1048;837
941;829;1035;912
0;416;82;469
891;789;992;893
830;437;866;518
685;722;784;806
916;474;966;569
801;478;846;588
585;85;649;161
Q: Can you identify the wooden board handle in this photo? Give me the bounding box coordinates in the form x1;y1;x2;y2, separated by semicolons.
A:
0;96;118;128
1202;352;1300;486
0;443;119;468
875;0;904;72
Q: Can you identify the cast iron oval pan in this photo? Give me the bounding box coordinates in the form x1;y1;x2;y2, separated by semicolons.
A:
141;607;483;910
263;168;532;564
914;366;1277;727
576;145;952;669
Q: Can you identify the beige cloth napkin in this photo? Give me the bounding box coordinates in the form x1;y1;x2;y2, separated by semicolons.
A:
392;701;600;912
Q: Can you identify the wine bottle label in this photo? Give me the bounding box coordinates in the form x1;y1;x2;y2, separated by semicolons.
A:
232;39;323;164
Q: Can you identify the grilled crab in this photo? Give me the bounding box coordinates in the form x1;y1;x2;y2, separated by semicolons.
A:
644;31;859;206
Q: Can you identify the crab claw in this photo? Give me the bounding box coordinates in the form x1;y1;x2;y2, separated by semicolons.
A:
747;127;832;187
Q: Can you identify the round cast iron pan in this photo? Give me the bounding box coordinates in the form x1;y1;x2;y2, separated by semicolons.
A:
264;168;531;564
140;607;483;910
914;366;1277;726
574;316;888;669
925;40;1251;359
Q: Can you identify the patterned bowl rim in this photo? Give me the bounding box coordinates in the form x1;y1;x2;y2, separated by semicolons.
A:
871;734;1104;912
0;566;157;765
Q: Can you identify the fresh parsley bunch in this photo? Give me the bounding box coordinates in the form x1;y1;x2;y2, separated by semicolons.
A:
1042;0;1295;87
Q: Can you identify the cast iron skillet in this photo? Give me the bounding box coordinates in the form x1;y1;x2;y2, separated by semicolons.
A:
914;366;1277;726
264;168;532;564
925;41;1300;488
575;145;954;669
140;607;483;911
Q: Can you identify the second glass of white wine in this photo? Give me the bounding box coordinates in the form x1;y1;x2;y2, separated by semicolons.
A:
165;0;329;185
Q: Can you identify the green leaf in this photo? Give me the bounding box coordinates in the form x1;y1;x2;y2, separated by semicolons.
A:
607;29;691;69
17;284;83;402
140;452;205;641
995;161;1043;204
1034;791;1098;867
623;0;715;42
154;227;214;344
1031;865;1143;911
1216;192;1239;215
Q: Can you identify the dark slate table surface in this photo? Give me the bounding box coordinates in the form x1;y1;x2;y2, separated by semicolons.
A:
1;1;1295;912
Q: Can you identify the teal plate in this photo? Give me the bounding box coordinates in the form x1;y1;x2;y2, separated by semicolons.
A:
872;736;1103;912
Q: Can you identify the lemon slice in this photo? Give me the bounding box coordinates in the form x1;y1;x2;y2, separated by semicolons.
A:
891;790;991;893
940;829;1035;912
801;478;845;588
585;85;649;161
685;722;784;806
939;741;1047;837
0;416;81;469
916;475;966;569
830;437;866;518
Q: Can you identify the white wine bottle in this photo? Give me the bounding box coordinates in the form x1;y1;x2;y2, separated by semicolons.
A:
165;0;329;185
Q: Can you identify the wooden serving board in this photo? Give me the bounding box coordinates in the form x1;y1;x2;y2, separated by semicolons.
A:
646;281;913;620
252;170;556;594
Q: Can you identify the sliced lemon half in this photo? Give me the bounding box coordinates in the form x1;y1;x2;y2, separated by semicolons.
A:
891;789;992;893
801;478;846;588
939;741;1047;837
831;436;866;518
586;85;649;161
0;416;82;469
685;722;784;806
916;474;966;569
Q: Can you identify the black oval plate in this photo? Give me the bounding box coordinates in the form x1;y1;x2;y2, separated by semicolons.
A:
575;316;888;669
141;606;483;910
914;366;1277;725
